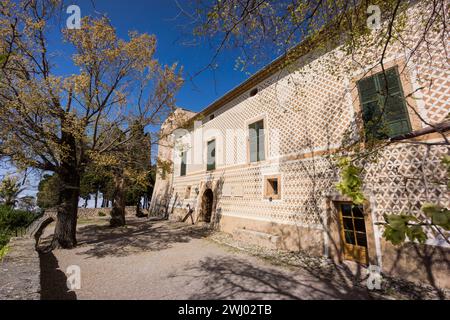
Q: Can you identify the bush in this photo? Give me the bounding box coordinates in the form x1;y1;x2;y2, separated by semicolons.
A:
0;205;37;250
98;211;106;217
0;229;10;250
0;205;36;229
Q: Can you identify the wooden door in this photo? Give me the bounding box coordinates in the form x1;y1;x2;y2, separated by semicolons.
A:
338;203;369;265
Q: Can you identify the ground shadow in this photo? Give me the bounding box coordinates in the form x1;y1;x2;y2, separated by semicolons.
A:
39;252;77;300
68;218;214;259
174;256;372;300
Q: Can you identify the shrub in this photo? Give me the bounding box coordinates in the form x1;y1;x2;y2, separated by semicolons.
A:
0;244;10;260
98;211;106;217
0;205;37;251
0;205;36;230
0;229;10;250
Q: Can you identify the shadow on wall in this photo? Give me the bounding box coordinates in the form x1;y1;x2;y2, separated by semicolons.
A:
269;194;449;298
267;222;370;297
178;173;225;227
150;184;174;218
386;242;449;298
39;252;77;300
210;175;225;230
175;256;372;300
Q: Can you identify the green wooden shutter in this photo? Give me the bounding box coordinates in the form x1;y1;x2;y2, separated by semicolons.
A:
377;69;411;137
180;151;187;176
358;67;412;139
358;74;385;140
207;140;216;171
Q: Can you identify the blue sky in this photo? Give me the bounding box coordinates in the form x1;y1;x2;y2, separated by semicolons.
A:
2;0;276;198
52;0;260;112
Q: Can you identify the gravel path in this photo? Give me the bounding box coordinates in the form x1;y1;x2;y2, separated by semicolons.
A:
39;218;376;300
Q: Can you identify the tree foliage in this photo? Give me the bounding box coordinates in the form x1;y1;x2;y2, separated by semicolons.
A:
0;0;184;248
36;174;60;209
0;176;23;208
0;204;36;251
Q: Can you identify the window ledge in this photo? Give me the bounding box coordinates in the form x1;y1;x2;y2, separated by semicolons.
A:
390;121;450;142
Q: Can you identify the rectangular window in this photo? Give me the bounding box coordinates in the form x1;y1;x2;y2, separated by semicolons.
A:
180;151;187;177
249;119;265;163
357;67;412;139
207;139;216;171
264;175;281;200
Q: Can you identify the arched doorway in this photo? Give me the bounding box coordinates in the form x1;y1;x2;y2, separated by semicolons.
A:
201;189;214;223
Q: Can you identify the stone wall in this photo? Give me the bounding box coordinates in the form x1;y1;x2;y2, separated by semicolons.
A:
45;206;136;219
0;238;40;300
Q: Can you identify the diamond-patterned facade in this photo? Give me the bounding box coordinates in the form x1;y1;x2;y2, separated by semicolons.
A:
151;3;449;247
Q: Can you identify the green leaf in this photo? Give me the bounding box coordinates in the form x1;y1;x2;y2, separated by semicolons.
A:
406;225;428;244
421;203;443;218
383;225;406;245
336;157;366;205
386;215;407;232
432;211;448;226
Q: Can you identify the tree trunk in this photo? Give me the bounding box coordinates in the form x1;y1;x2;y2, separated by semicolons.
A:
135;199;141;216
50;129;80;250
94;189;99;208
52;170;80;249
110;176;126;227
143;195;148;211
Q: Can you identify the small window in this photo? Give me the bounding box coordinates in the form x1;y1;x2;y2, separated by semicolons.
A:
210;114;215;120
180;151;187;177
250;88;259;97
184;186;191;199
264;175;281;200
207;139;216;171
357;67;412;140
249;119;265;163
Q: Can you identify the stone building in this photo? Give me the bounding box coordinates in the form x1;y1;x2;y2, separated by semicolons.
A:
151;2;449;289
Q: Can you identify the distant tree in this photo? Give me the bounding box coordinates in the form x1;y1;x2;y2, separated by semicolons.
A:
17;196;37;212
108;122;152;226
0;176;23;208
37;174;61;210
142;165;156;210
80;165;113;209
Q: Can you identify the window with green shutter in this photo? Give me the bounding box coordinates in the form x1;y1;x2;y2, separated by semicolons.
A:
357;67;412;140
249;120;265;163
180;151;187;176
207;139;216;171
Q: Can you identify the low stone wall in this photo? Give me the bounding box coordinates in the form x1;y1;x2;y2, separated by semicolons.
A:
77;207;136;218
45;206;136;219
0;237;40;300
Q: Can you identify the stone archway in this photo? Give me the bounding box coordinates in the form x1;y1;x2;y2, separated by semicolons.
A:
201;189;214;223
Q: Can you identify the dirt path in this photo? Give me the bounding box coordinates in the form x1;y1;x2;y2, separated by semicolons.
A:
39;218;373;300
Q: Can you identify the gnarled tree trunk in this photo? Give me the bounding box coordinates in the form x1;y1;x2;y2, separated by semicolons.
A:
52;169;80;249
51;130;80;250
110;176;126;227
